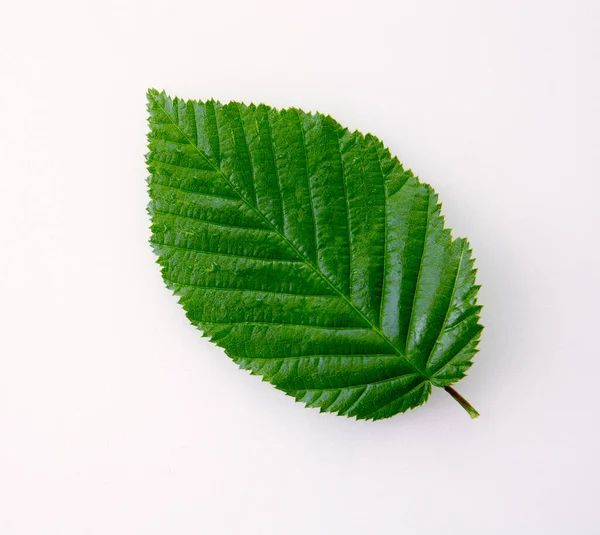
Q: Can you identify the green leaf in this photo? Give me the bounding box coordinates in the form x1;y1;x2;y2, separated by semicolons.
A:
146;89;483;421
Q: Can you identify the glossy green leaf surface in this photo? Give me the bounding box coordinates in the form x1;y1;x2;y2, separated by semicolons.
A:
146;89;483;420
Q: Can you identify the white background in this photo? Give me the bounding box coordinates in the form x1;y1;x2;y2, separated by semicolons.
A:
1;0;599;533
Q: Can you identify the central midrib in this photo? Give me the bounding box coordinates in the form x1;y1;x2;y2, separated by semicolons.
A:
150;93;431;384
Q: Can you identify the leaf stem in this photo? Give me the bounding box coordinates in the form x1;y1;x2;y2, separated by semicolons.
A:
444;386;480;419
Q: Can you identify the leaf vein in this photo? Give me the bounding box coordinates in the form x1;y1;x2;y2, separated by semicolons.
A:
424;240;466;371
238;353;398;361
336;130;352;297
163;277;336;298
265;111;285;231
202;320;366;331
152;241;302;263
404;191;432;357
431;330;481;377
364;379;429;419
150;181;240;202
151;209;274;233
293;372;423;393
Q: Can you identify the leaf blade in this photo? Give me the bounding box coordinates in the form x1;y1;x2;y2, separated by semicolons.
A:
147;89;483;420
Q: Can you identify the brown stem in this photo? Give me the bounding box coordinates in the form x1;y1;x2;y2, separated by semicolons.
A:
444;386;480;419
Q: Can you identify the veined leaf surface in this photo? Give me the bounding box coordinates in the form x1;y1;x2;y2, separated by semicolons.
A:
146;89;483;420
